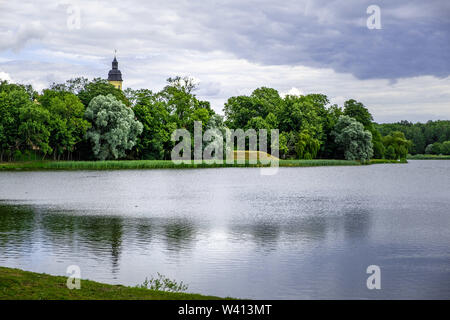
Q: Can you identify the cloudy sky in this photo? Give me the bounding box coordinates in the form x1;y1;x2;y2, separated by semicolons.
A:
0;0;449;123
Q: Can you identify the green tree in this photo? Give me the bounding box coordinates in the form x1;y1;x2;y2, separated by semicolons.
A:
279;94;323;136
376;120;450;155
17;103;52;157
295;130;320;159
160;76;213;130
224;95;256;129
424;144;434;154
224;87;283;130
278;132;289;159
440;141;450;155
371;129;386;159
431;142;442;155
385;145;396;160
343;99;385;158
383;131;411;160
50;77;89;95
343;99;373;128
317;104;343;159
203;114;228;160
78;78;129;108
132;89;177;160
250;87;284;120
38;90;90;160
284;131;299;159
0;81;44;160
333;115;373;161
85;94;143;160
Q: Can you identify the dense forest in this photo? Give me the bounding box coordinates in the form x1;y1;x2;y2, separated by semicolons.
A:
376;121;450;155
0;77;449;162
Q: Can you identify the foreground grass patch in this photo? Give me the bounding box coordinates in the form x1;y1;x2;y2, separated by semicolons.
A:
0;267;225;300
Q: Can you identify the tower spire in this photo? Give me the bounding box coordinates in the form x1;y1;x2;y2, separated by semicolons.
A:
108;51;123;90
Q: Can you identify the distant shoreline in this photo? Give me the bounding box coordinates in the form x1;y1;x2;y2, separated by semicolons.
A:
406;154;450;160
0;159;405;171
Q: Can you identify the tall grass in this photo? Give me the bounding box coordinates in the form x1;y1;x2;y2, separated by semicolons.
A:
0;158;407;171
407;154;450;160
280;159;360;167
369;159;407;164
0;159;361;170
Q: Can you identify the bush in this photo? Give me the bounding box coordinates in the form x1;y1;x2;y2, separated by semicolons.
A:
441;141;450;155
137;273;188;293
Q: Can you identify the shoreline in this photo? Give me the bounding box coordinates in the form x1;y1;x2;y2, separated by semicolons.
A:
0;159;405;171
0;266;227;300
406;154;450;160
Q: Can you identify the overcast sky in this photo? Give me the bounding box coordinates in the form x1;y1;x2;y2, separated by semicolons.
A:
0;0;449;123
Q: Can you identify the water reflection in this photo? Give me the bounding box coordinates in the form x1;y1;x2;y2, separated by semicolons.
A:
0;161;449;299
343;209;372;239
0;203;373;268
163;219;197;253
0;204;36;257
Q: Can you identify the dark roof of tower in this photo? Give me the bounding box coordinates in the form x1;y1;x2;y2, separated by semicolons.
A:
108;56;122;81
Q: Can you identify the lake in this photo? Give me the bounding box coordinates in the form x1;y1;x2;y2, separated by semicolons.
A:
0;160;449;299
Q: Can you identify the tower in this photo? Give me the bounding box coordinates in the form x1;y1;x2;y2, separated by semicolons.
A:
107;53;123;90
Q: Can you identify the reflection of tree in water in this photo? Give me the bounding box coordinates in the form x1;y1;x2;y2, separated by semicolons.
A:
40;209;76;247
285;207;372;242
135;221;154;244
342;208;372;239
227;207;372;249
38;212;124;275
77;216;123;275
163;220;196;252
286;208;372;242
252;223;280;241
250;223;280;251
0;204;35;234
229;216;328;248
283;217;328;241
0;204;36;256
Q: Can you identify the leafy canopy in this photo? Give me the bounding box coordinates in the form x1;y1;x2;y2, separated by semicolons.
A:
333;115;374;161
85;94;143;160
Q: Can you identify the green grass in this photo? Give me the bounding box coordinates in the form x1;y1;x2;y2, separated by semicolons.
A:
280;159;360;167
368;158;408;164
0;159;405;171
0;267;227;300
407;154;450;160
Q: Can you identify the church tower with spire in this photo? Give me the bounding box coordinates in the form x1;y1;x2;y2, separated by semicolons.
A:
107;52;123;90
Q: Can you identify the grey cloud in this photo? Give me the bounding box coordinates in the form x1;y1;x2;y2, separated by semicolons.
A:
2;0;448;79
1;0;449;123
0;22;46;51
184;0;450;80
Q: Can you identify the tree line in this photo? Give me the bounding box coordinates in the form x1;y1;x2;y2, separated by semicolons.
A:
1;76;447;162
376;121;450;156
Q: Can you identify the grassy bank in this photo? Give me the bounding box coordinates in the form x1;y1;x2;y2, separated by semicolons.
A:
0;159;405;171
368;159;407;164
407;154;450;160
0;267;226;300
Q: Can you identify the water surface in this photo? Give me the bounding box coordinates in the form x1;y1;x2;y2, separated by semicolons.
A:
0;160;449;299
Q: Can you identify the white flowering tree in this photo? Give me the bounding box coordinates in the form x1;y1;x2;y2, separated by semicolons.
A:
333;115;373;162
85;94;143;160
